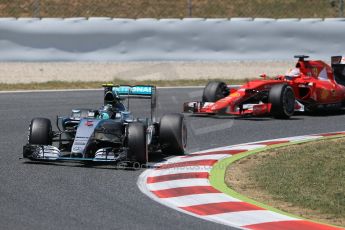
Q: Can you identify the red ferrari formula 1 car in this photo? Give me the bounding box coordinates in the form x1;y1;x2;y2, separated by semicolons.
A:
184;55;345;119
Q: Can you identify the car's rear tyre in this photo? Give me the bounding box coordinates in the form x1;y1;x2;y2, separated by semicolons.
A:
127;122;148;164
28;118;53;145
269;84;295;119
159;113;187;155
202;81;229;103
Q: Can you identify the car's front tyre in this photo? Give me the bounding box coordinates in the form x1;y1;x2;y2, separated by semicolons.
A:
202;81;229;102
269;84;295;119
28;118;53;145
159;113;187;155
127;122;148;165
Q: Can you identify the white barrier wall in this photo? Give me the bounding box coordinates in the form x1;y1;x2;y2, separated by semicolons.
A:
0;17;344;61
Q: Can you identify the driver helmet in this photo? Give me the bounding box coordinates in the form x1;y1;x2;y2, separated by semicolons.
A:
104;91;120;104
99;104;113;119
285;68;300;78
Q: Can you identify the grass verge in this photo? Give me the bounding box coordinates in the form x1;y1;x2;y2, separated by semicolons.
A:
226;138;345;227
0;78;247;91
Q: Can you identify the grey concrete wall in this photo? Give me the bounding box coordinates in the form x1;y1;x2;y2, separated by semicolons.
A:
0;18;345;61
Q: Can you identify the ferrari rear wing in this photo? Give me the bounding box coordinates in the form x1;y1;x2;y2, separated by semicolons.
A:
331;56;345;87
331;56;345;65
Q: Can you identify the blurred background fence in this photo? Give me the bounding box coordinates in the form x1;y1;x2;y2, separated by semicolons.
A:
0;0;344;18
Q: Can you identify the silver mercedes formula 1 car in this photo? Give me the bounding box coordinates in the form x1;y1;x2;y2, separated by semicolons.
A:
23;84;187;165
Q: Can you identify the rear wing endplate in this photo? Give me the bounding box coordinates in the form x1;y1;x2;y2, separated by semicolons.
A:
331;56;345;65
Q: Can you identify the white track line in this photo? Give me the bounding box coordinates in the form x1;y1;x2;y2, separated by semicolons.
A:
187;144;267;155
207;210;297;227
160;193;240;207
147;178;211;191
164;154;230;163
148;167;213;177
278;135;322;142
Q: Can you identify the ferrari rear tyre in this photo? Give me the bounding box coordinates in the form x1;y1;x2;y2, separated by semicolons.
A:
127;122;148;164
159;113;187;155
269;84;295;119
28;118;53;145
202;81;229;103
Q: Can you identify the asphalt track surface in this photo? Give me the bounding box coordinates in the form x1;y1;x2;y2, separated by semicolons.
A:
1;88;345;230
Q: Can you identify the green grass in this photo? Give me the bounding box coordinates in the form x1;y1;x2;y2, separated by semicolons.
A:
0;0;341;18
213;135;345;227
0;78;247;91
251;139;345;220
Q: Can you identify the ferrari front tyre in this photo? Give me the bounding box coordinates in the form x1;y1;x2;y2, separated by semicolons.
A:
202;81;229;103
269;84;295;119
28;118;53;145
159;113;187;155
127;122;148;164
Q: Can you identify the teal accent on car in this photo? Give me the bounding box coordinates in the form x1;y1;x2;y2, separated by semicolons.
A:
113;85;153;96
100;112;110;120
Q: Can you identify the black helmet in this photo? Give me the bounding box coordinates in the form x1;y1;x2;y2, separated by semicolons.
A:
104;91;120;104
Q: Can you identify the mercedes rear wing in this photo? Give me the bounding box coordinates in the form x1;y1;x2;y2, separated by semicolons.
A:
102;83;157;120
